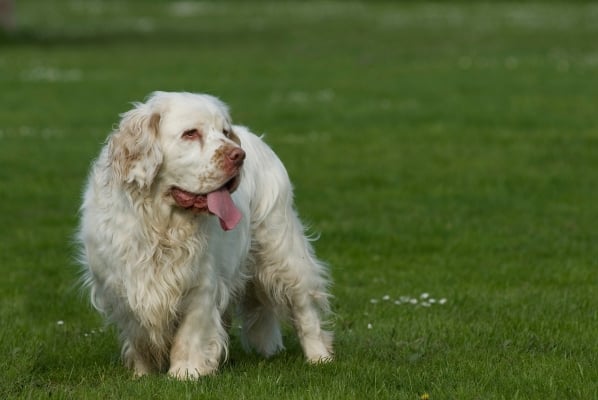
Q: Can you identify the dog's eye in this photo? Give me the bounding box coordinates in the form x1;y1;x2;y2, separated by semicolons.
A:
182;129;200;140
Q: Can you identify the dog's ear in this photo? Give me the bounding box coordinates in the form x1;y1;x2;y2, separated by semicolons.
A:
108;102;163;189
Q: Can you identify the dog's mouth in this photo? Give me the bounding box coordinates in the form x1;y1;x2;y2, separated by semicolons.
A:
170;175;242;231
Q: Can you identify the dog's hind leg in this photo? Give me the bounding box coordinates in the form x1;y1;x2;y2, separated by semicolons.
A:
239;279;284;358
250;209;334;363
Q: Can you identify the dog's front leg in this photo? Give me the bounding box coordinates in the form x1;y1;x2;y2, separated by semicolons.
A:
168;287;228;379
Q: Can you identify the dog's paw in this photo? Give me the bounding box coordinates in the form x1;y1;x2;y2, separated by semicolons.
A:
168;362;217;380
168;367;201;380
303;329;334;364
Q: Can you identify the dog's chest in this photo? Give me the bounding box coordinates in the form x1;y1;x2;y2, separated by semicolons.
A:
126;224;206;329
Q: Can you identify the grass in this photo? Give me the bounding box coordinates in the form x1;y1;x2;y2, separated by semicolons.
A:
1;1;597;398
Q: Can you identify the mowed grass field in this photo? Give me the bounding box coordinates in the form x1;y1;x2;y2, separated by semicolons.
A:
1;1;597;398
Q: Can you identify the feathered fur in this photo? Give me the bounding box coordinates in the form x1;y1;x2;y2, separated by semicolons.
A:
77;91;333;379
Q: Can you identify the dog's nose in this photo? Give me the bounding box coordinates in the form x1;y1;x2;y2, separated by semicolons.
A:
227;148;246;166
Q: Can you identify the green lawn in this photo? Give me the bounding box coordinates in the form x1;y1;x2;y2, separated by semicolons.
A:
1;1;597;399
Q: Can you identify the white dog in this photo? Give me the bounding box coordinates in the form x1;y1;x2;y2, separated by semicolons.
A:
78;91;333;379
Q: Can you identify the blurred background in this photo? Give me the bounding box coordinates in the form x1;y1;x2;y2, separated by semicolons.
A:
1;1;597;398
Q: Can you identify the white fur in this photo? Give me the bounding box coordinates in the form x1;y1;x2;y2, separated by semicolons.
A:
77;91;333;379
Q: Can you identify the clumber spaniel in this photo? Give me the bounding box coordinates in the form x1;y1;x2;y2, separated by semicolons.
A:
78;92;333;378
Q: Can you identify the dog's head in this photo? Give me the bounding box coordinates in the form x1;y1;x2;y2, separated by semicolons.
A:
108;91;245;229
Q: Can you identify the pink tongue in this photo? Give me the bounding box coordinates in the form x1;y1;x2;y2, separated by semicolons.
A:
206;188;242;231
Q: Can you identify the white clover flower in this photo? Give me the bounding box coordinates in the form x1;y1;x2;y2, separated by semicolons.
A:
56;320;64;326
369;293;446;309
367;323;373;330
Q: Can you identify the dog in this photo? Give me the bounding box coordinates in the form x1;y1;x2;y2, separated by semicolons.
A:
77;91;333;379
